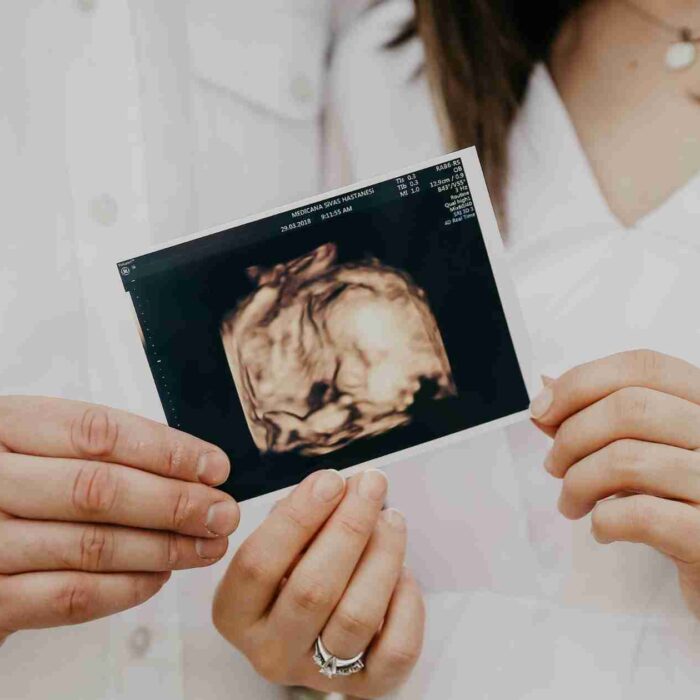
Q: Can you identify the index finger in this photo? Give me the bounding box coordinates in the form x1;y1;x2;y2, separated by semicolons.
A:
529;350;700;429
213;469;346;636
0;396;230;485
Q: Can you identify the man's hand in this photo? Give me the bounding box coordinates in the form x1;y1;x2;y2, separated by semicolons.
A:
531;350;700;619
0;396;239;644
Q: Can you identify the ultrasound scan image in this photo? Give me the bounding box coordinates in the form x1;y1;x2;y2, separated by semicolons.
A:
221;243;457;457
121;154;531;500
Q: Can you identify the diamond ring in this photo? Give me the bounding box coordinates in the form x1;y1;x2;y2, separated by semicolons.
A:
312;636;366;679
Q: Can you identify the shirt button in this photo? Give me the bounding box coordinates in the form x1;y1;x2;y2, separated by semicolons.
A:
89;194;119;226
127;625;153;660
75;0;97;13
290;75;314;104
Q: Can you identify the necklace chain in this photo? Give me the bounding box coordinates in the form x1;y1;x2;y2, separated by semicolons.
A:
617;0;699;40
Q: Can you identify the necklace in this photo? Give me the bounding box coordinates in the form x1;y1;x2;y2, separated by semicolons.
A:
618;0;700;71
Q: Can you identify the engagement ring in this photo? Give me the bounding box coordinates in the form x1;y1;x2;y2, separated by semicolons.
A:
312;636;365;679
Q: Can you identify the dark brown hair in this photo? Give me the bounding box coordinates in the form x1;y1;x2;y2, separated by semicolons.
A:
391;0;583;221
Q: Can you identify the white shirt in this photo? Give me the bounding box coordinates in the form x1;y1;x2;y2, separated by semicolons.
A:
329;2;700;698
3;2;700;700
0;2;347;699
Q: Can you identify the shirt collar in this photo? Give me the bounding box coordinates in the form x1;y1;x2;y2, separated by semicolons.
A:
507;63;699;249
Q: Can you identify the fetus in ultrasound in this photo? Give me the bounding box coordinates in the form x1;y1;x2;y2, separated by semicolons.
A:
220;243;456;456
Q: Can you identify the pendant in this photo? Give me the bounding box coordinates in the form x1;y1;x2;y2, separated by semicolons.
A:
665;28;697;72
666;41;696;71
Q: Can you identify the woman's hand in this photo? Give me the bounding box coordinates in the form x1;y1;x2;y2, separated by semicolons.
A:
530;349;700;618
212;469;424;699
0;396;239;646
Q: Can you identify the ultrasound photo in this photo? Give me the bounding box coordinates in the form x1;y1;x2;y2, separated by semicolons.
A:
117;150;531;501
220;243;456;458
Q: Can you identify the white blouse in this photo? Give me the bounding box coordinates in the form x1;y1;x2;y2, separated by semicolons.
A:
329;1;700;698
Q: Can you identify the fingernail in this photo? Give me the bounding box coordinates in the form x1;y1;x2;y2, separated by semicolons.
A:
206;500;240;536
197;451;230;486
544;450;555;474
359;469;388;501
195;537;228;560
382;508;406;531
541;375;555;386
312;469;345;502
530;386;554;420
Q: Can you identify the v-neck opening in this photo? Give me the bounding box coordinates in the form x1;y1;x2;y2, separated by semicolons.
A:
534;63;700;235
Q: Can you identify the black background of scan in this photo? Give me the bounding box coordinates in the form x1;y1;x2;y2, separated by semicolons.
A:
125;178;529;501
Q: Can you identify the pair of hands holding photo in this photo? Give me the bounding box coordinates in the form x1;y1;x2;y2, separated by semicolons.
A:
2;349;700;697
0;397;420;698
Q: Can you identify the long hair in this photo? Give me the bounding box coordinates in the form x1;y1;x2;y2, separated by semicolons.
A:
390;0;583;221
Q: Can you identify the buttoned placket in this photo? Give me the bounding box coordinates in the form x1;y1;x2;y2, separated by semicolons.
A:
65;1;185;698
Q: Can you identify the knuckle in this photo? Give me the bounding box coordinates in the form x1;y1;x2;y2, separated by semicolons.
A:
333;606;379;639
170;489;193;530
608;439;644;481
549;423;572;466
280;500;316;533
70;406;120;458
71;463;120;517
626;496;658;535
79;525;114;572
165;532;181;568
164;440;186;478
336;513;372;541
590;504;609;542
559;471;581;509
608;437;640;462
54;576;94;623
130;574;160;609
590;502;623;544
231;541;274;587
288;574;332;614
553;411;576;448
612;386;651;425
131;577;145;608
626;348;664;382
